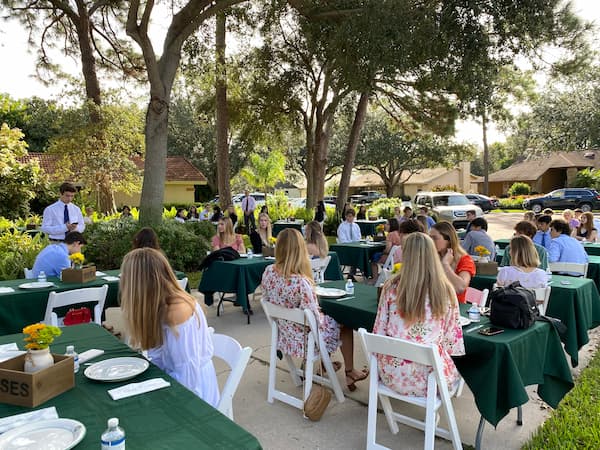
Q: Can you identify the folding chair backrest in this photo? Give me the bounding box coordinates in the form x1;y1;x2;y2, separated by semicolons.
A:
24;268;35;279
465;287;489;307
44;284;109;326
310;256;331;283
533;286;552;315
359;328;437;368
382;245;401;271
177;277;189;290
548;262;588;277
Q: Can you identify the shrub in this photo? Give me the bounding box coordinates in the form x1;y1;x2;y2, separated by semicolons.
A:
508;182;530;196
498;196;525;209
432;184;460;192
0;231;49;280
572;168;600;190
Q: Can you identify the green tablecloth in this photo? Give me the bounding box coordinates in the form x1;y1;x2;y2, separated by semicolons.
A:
355;220;386;237
472;273;600;366
329;242;385;278
0;324;262;449
272;220;303;237
0;270;186;335
198;252;343;312
319;281;573;427
583;243;600;256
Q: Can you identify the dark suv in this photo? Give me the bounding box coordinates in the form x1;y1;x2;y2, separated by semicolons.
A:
522;188;600;213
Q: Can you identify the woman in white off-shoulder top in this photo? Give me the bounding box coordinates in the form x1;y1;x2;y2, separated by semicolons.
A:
120;247;219;407
497;235;548;289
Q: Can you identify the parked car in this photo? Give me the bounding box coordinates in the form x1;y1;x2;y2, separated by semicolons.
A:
414;191;483;229
232;192;268;206
349;190;386;204
522;188;600;213
465;194;496;213
289;197;337;208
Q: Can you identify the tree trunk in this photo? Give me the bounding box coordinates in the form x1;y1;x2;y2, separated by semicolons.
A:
305;129;315;208
336;91;370;215
215;12;231;210
482;106;489;195
74;0;102;118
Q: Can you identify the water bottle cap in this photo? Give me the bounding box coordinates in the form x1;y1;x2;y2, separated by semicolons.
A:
108;418;119;428
66;345;74;352
40;271;45;275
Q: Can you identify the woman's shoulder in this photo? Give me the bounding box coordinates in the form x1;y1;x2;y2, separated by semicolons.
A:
165;297;195;326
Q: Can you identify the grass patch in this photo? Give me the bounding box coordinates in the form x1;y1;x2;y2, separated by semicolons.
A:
186;271;201;290
522;347;600;449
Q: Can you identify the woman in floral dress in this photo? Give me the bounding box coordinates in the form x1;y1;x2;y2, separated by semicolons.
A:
373;232;464;396
261;228;368;391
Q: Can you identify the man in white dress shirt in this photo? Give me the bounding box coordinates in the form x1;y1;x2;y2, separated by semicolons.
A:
337;208;362;280
41;182;85;242
241;190;256;233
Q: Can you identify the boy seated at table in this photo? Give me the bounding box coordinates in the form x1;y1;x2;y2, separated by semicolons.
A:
32;232;86;278
548;219;589;269
337;209;362;281
461;217;495;260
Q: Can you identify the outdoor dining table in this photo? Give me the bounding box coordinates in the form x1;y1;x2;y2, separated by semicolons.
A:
272;219;304;237
0;270;186;335
329;241;385;279
496;237;600;257
355;219;386;237
318;281;573;449
471;273;600;366
0;324;262;450
199;252;343;323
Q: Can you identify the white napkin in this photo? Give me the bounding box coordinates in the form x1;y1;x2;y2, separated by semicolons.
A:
95;271;106;276
0;407;59;433
102;276;120;282
108;378;171;400
0;287;15;294
0;343;26;363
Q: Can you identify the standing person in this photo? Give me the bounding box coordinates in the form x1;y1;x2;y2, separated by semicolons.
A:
500;220;549;270
120;248;219;407
573;212;598;242
373;232;464;397
41;182;85;241
241;190;257;233
32;231;86;278
533;215;552;250
430;222;475;304
250;213;273;254
211;217;245;253
548;219;589;265
461;217;496;259
337;208;362;280
314;201;326;228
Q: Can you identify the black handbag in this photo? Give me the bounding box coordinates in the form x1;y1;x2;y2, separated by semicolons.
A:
489;282;539;329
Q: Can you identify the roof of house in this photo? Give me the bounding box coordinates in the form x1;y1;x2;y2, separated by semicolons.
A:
19;153;206;183
347;167;481;186
485;151;598;183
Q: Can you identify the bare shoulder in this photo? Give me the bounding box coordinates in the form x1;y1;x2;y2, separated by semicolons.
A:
166;296;195;326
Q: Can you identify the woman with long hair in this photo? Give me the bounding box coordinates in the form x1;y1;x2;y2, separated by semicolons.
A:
373;232;464;396
314;201;326;226
211;217;245;252
497;235;547;288
430;221;475;303
574;211;598;242
132;227;160;250
305;220;329;258
250;212;273;254
187;205;200;221
356;205;367;220
120;248;219;406
261;229;368;391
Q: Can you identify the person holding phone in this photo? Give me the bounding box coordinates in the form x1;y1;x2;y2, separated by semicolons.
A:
41;182;85;242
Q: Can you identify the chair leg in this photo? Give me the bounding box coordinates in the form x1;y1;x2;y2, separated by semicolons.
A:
379;393;398;435
267;326;278;404
424;378;438;450
320;352;345;403
475;415;486;450
284;354;302;387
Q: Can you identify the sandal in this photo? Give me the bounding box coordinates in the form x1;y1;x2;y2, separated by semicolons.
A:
345;368;369;392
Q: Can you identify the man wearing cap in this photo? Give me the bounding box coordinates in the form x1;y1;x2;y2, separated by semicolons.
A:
41;182;85;242
32;232;87;278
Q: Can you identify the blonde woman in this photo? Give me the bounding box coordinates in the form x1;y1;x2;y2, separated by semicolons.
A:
523;211;536;224
563;209;579;229
373;232;465;396
261;229;368;391
497;235;547;288
430;221;475;303
120;248;219;406
250;212;272;254
305;220;329;258
574;212;598;242
211;217;245;252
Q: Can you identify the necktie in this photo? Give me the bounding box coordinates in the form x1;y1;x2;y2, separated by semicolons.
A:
542;232;547;247
64;204;69;238
245;198;249;213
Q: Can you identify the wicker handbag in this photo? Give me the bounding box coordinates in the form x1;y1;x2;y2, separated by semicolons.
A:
302;315;331;421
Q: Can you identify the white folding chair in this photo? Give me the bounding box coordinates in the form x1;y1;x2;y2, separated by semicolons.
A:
177;277;189;290
208;327;252;421
375;245;400;286
24;268;35;279
358;328;462;450
310;256;331;283
464;287;489;307
534;286;552;315
260;299;345;412
548;262;588;277
44;285;109;326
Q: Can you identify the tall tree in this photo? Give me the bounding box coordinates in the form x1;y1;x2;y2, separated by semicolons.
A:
215;11;231;210
239;150;286;199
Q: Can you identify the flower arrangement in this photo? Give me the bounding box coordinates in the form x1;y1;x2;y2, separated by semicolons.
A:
391;262;403;274
69;252;85;268
23;323;62;350
269;236;277;246
375;224;385;234
474;246;490;258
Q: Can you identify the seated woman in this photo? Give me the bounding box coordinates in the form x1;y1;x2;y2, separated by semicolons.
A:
497;235;548;289
373;232;465;396
370;218;401;282
210;205;224;222
356;205;367;220
174;208;186;223
212;217;245;253
305;220;329;258
187;205;200;221
430;221;475;304
121;205;132;218
574;212;598;242
314;201;326;227
250;212;272;254
120;248;219;407
261;229;368;391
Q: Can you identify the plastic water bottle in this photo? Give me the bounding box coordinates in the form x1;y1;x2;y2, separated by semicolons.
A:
247;248;253;259
495;244;500;254
37;271;46;283
101;418;125;450
546;267;553;284
65;345;79;373
345;277;354;295
468;304;481;322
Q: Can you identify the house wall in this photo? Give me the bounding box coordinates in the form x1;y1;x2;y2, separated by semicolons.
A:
541;169;566;193
275;187;302;198
114;183;198;207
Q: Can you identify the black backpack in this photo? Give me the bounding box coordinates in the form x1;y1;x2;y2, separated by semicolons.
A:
489;282;540;329
198;246;240;271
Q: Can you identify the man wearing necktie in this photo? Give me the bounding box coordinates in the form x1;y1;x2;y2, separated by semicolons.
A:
41;182;86;242
241;190;256;234
532;214;552;250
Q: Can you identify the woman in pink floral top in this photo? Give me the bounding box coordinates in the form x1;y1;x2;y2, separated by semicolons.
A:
373;232;465;396
262;228;368;391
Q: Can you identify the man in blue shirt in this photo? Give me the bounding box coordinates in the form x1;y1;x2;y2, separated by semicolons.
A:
548;219;588;265
32;232;86;278
418;206;436;230
337;209;362;280
533;215;552;250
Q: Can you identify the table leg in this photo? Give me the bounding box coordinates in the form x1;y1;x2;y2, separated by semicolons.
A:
475;415;486;450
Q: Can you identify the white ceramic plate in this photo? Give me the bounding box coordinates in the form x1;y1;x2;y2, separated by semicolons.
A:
0;418;86;450
84;357;149;382
315;287;348;298
18;282;55;289
459;316;471;327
